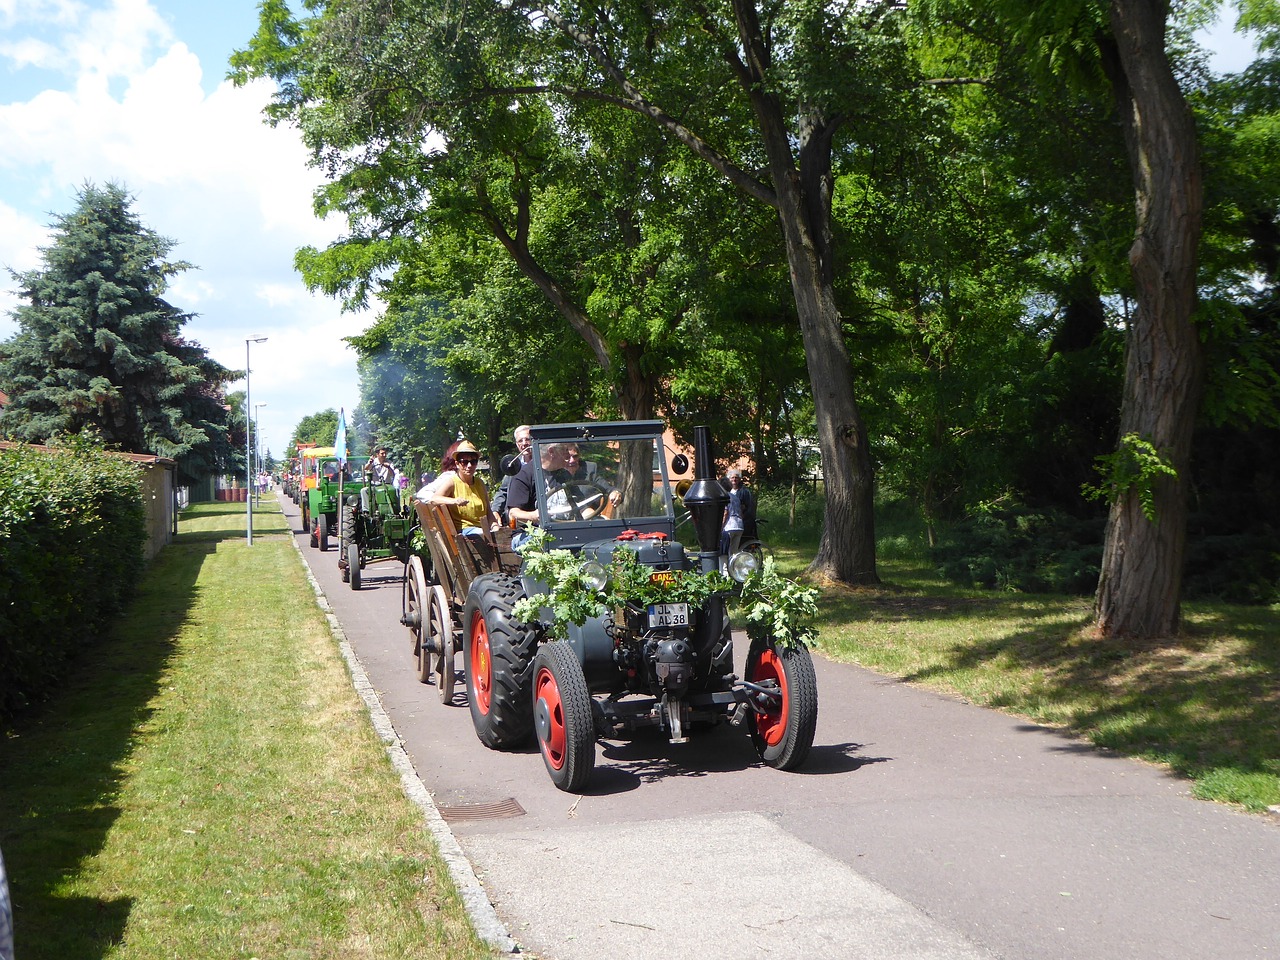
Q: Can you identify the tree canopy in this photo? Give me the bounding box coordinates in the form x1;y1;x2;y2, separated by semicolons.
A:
233;1;1280;628
289;408;340;456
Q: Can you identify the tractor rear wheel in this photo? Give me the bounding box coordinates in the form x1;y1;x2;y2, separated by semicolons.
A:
462;574;538;748
532;642;595;792
745;637;818;770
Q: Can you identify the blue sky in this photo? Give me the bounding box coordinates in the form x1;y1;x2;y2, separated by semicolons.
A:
0;1;1264;460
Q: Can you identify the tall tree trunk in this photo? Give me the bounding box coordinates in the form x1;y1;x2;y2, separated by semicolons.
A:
734;0;879;585
617;344;659;508
779;215;878;584
1094;0;1204;638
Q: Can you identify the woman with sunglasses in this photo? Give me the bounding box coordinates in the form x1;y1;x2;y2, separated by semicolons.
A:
420;439;501;536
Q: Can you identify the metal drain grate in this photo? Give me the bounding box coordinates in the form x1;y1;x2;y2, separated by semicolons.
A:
437;797;527;822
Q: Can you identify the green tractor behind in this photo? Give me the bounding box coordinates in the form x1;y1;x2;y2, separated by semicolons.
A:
338;469;419;589
307;457;363;552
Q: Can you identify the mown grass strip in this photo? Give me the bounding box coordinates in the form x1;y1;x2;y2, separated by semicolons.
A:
0;500;494;959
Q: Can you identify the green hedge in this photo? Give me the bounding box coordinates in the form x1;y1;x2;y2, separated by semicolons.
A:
0;438;147;721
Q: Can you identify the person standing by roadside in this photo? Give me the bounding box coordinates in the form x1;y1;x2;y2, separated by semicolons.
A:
720;469;756;557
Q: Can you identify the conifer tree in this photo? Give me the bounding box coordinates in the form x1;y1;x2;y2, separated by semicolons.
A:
0;183;234;483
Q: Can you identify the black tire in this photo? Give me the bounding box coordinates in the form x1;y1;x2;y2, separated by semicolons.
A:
742;539;773;568
319;512;331;551
339;504;355;583
462;574;539;748
745;637;818;770
532;642;596;792
347;538;361;590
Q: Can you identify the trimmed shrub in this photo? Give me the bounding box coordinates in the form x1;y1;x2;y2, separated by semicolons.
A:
0;437;147;720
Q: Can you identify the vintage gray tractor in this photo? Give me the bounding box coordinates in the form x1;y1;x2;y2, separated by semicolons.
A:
405;420;818;792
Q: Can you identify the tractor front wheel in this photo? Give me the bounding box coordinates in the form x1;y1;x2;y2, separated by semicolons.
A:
462;574;538;748
347;538;361;590
339;504;356;583
532;642;595;792
745;637;818;770
319;513;331;552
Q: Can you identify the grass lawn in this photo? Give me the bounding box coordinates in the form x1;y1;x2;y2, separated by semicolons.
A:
0;499;494;960
765;522;1280;813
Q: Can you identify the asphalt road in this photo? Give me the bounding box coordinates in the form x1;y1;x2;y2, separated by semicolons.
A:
278;492;1279;960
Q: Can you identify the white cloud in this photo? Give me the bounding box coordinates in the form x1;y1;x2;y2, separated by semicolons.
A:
0;0;368;455
0;0;82;31
0;200;51;318
71;0;171;78
0;36;60;69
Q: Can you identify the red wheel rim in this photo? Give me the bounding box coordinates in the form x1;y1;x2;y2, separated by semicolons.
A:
751;647;789;746
470;616;492;713
534;666;567;770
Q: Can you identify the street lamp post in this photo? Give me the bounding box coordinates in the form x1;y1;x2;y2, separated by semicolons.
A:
246;336;267;545
254;402;267;505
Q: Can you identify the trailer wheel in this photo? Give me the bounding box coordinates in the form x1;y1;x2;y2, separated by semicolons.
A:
405;556;429;660
532;642;595;792
429;585;455;703
319;513;331;552
745;637;818;770
462;574;538;748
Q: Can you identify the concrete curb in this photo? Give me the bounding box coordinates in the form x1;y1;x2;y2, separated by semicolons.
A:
287;531;519;954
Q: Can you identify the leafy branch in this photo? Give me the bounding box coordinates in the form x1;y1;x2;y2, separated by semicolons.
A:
511;525;818;649
737;558;820;648
1081;433;1177;521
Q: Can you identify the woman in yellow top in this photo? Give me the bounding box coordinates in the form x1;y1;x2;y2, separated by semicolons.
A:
422;439;501;536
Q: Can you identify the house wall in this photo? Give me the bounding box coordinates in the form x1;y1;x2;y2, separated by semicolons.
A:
137;462;176;559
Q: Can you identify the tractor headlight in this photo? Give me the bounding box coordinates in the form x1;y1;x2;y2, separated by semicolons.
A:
581;560;609;593
727;550;759;583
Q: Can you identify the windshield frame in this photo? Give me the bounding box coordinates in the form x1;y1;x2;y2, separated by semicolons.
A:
526;421;678;549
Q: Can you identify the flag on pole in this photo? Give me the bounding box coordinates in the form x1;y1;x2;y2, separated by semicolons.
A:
334;407;348;466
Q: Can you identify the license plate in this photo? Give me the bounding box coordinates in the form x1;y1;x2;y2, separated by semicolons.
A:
648;603;689;628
